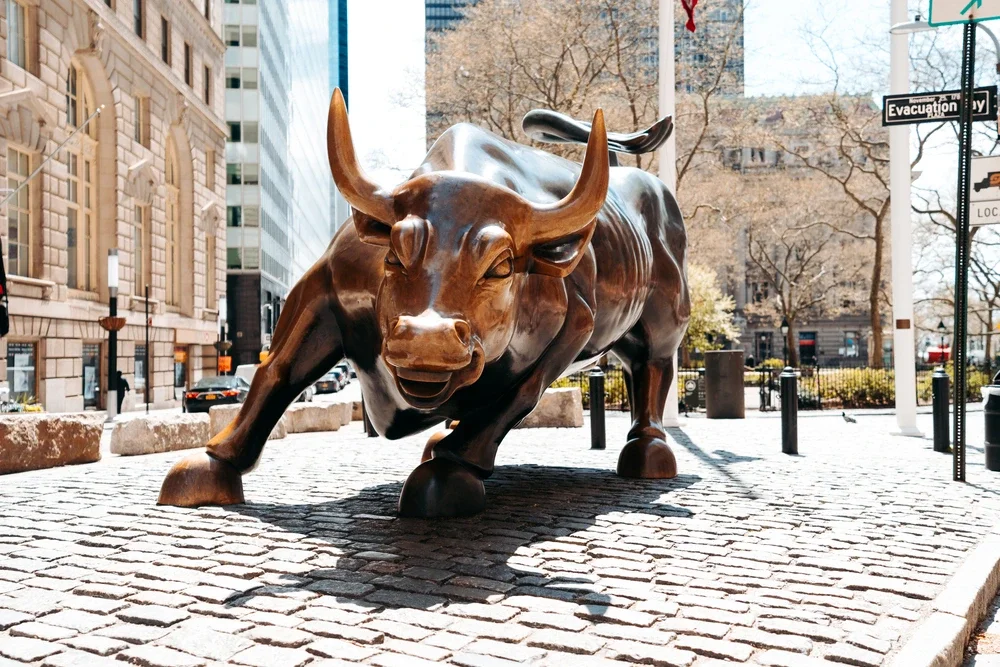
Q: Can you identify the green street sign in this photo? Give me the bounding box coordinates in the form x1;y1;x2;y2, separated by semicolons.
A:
930;0;1000;26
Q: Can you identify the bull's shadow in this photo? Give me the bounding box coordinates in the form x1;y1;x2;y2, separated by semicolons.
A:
228;465;699;611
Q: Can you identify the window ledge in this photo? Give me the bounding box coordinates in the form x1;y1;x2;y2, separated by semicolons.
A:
8;274;55;299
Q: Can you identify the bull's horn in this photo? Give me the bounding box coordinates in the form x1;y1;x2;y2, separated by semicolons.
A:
327;88;397;223
529;109;609;244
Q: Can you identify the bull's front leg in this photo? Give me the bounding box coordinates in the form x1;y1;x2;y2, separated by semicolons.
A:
398;293;594;518
158;264;344;507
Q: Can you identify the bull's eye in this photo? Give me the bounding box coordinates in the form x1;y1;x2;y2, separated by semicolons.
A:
484;255;513;280
385;249;402;268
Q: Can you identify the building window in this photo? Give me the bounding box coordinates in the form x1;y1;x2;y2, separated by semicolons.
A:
227;205;241;227
134;344;147;394
203;65;211;104
242;122;258;143
133;0;144;38
243;205;259;226
227;246;241;269
226;67;240;88
83;343;100;408
134;95;150;147
134;204;150;292
243;69;257;89
243;163;258;185
206;148;215;190
66;66;98;292
6;341;36;402
165;142;180;305
160;17;171;64
844;331;859;358
226;163;241;185
242;26;257;47
6;147;32;277
204;0;211;23
224;25;239;46
228;122;241;142
184;42;192;86
5;0;26;69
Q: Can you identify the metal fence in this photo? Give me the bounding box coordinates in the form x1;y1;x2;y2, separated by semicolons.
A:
555;362;995;413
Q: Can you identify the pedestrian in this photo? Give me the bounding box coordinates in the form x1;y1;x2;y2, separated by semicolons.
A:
116;370;129;415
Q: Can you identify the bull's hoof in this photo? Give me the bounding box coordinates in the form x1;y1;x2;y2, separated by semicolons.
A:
398;458;486;518
158;451;244;507
422;431;449;463
617;437;677;479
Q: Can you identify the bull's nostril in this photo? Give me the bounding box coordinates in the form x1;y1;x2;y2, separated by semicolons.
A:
453;320;472;347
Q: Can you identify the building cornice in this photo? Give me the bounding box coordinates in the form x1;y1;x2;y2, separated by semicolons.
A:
82;0;227;138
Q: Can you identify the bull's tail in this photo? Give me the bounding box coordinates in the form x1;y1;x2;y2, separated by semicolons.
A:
522;109;672;166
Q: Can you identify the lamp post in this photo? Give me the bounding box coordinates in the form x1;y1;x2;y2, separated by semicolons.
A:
780;317;790;367
938;320;948;357
98;250;124;421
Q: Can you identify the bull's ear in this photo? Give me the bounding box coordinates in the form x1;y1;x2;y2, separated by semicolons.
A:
353;210;392;246
528;222;596;278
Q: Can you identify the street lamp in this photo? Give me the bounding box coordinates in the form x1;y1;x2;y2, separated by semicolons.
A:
214;295;231;375
938;320;948;358
891;17;1000;71
780;317;790;367
98;250;125;421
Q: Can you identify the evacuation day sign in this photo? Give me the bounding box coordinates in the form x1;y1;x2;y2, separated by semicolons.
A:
882;87;998;126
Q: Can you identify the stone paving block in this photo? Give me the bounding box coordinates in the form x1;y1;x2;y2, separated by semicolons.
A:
526;628;605;654
0;609;32;630
306;637;380;661
602;639;697;666
60;635;128;656
10;621;77;641
0;636;63;661
155;625;254;661
757;617;844;643
299;619;385;644
672;634;754;661
243;625;314;648
231;644;313;667
116;644;206;667
116;604;190;627
93;623;171;644
40;650;121;667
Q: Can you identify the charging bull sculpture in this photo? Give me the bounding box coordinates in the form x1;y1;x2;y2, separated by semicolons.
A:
158;89;690;518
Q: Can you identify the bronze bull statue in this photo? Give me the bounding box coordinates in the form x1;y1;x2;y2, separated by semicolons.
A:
158;89;690;518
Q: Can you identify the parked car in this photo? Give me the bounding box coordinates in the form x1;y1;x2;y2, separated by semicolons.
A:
183;376;250;413
235;363;313;401
336;361;353;383
315;369;344;394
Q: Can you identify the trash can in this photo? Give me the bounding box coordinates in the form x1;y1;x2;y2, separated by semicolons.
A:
704;350;745;419
983;376;1000;472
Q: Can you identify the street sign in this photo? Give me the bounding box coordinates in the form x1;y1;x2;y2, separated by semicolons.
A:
882;86;998;126
971;155;1000;225
930;0;1000;26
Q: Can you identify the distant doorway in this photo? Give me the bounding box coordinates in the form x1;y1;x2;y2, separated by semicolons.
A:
82;343;101;408
799;332;817;366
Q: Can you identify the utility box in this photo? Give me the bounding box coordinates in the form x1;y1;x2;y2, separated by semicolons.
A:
705;350;745;419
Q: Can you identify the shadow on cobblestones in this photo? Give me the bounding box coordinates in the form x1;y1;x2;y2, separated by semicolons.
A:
668;428;761;499
227;465;699;612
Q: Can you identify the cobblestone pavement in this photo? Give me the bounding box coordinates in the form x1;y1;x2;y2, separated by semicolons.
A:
2;411;1000;667
967;594;1000;665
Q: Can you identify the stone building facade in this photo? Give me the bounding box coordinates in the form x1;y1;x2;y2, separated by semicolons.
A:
0;0;227;412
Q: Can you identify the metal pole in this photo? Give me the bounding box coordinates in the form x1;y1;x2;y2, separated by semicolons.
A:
933;367;950;453
954;20;976;483
145;284;150;413
658;0;680;428
107;292;118;421
780;367;798;455
589;367;606;450
889;0;922;437
362;395;377;437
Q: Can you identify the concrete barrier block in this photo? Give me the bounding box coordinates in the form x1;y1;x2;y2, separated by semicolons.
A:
517;388;584;429
209;404;286;440
110;414;210;456
0;413;103;474
286;403;341;434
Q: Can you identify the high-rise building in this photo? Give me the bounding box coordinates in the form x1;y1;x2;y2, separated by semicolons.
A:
288;0;333;285
329;0;350;236
426;0;477;33
224;0;293;366
0;0;227;412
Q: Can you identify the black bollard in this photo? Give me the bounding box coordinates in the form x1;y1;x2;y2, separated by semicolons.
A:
932;367;950;453
362;396;377;437
780;366;798;455
984;372;1000;471
590;367;606;450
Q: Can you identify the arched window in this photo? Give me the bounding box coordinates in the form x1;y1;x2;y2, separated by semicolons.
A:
66;63;98;291
165;140;180;306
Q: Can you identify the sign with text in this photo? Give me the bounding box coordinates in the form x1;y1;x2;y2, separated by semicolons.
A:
930;0;1000;26
882;87;998;126
971;155;1000;226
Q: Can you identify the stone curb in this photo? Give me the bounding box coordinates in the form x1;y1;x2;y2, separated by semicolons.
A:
889;532;1000;667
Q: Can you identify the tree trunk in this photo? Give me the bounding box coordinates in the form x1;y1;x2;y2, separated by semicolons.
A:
681;342;692;368
869;215;886;369
786;323;799;367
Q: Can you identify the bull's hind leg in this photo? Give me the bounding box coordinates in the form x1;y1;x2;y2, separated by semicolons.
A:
616;358;678;478
158;264;343;506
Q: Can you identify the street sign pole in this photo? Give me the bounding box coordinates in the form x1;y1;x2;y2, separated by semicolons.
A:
954;20;976;483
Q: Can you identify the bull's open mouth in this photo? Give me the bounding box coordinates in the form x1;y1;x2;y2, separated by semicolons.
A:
395;367;454;399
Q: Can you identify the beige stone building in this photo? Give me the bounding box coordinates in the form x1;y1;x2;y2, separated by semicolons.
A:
0;0;226;412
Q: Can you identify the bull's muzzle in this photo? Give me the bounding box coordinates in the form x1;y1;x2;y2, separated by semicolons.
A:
383;314;478;404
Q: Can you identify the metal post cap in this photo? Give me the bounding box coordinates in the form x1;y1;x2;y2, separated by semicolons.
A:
781;366;796;375
933;366;949;377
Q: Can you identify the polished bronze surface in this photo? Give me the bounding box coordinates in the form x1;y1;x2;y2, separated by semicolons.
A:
158;88;690;517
